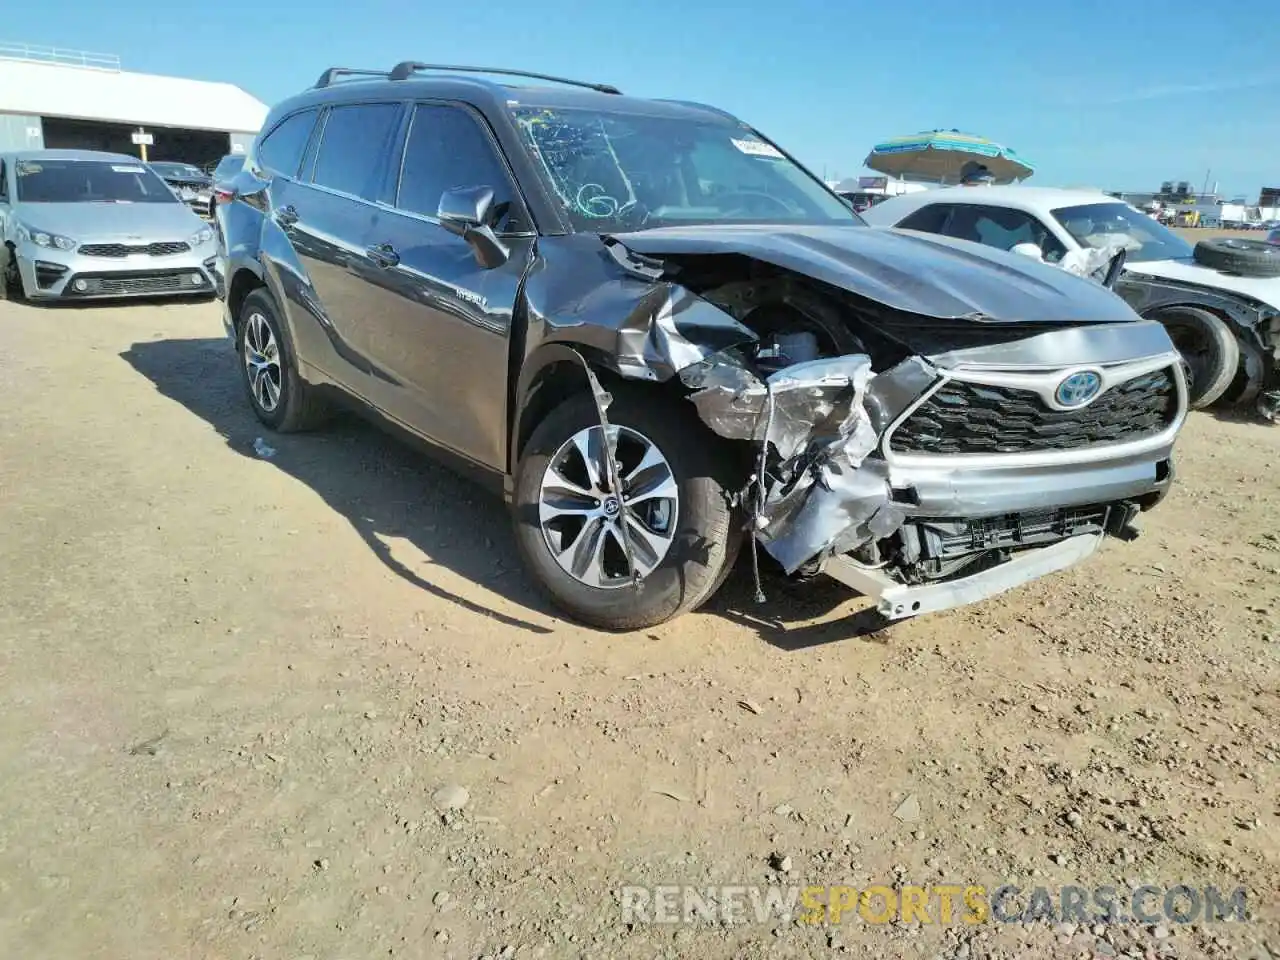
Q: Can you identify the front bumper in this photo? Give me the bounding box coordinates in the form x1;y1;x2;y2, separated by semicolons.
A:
826;533;1105;620
821;354;1186;619
15;240;220;300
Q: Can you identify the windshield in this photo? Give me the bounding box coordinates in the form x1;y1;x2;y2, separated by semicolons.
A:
15;159;179;204
510;106;860;232
151;162;207;180
1052;202;1193;263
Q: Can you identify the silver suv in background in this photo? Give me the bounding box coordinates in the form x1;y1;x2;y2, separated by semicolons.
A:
217;62;1186;630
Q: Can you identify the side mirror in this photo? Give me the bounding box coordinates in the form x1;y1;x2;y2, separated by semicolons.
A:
1102;248;1127;289
1010;242;1045;262
438;186;509;269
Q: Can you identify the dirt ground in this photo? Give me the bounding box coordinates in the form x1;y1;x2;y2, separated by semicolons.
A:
1173;228;1270;242
0;297;1276;960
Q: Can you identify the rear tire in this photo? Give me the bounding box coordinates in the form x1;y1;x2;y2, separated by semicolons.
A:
236;288;329;432
1155;306;1238;409
513;386;742;630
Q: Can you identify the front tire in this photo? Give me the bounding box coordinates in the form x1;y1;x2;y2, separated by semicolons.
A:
1156;306;1238;409
236;288;328;431
513;387;742;630
0;244;25;302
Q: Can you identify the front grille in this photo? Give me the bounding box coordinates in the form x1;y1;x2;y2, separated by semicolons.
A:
62;269;210;297
891;369;1178;455
79;241;191;258
95;274;185;294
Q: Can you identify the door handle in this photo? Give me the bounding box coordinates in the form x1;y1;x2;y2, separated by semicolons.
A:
366;242;400;269
274;205;298;227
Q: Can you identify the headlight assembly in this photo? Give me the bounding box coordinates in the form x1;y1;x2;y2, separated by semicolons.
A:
189;226;215;246
17;223;76;251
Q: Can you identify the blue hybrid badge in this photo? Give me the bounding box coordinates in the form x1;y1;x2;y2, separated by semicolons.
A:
1055;370;1103;408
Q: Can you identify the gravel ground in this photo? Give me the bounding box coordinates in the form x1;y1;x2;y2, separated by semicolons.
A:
0;297;1276;960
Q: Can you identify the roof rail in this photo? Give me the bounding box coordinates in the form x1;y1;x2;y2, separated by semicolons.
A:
651;98;741;122
313;67;393;88
388;61;621;95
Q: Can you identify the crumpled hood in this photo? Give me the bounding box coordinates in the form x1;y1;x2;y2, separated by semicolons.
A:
611;223;1142;324
1124;258;1280;310
12;200;205;243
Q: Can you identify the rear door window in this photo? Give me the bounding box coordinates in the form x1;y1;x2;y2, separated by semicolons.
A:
394;104;524;230
311;103;404;202
256;109;318;178
942;204;1067;263
895;204;951;233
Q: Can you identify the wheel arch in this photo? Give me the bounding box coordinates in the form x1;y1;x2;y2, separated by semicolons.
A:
1121;278;1266;344
508;343;693;479
225;262;267;337
510;344;603;476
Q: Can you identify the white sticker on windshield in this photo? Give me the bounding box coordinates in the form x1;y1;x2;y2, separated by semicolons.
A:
111;165;145;173
731;138;784;159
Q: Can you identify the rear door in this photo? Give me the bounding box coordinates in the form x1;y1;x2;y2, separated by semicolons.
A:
285;101;406;393
939;204;1067;263
247;109;328;366
357;102;534;470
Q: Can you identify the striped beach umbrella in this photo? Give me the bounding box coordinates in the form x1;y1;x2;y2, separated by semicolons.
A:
864;130;1034;184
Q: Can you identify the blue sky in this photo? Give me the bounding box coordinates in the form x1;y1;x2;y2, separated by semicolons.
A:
9;0;1279;196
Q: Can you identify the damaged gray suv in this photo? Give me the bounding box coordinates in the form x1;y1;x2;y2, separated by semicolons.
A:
218;62;1187;630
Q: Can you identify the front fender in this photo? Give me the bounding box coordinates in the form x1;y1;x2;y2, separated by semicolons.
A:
1116;276;1268;342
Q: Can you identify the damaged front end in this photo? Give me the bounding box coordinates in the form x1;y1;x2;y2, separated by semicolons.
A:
553;230;1187;621
679;350;901;577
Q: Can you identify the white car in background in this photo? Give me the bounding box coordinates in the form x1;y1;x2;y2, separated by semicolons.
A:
863;186;1280;418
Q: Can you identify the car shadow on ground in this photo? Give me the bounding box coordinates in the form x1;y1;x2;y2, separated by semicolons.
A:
704;562;894;649
1207;403;1276;426
14;293;217;310
120;336;884;646
120;336;557;635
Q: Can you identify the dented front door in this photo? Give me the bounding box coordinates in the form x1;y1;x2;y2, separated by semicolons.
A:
355;103;533;472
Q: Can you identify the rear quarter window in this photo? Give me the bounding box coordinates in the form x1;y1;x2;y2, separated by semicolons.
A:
257;110;319;178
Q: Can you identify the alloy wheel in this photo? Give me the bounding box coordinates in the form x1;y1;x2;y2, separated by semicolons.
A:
243;311;282;412
537;424;679;588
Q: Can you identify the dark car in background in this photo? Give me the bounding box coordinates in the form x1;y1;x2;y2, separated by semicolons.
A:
216;62;1184;631
149;161;213;218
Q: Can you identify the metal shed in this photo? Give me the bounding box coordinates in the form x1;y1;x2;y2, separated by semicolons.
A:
0;43;268;167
